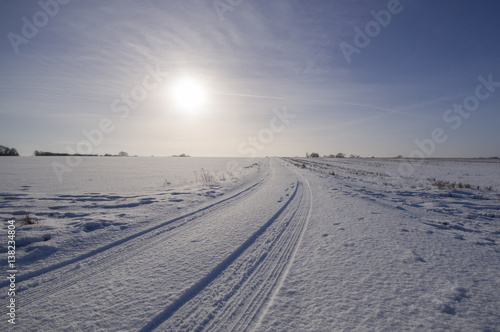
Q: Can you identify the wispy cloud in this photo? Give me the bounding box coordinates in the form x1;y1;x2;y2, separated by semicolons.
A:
1;0;499;157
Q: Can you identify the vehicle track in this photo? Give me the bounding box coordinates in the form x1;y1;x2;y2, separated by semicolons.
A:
0;161;274;316
2;158;313;331
140;160;313;331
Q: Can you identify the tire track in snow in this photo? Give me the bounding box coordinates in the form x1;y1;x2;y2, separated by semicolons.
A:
251;158;314;331
0;164;274;315
211;180;311;332
140;160;312;331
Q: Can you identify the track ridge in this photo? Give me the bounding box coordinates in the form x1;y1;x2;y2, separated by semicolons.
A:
138;178;301;331
140;160;313;331
213;184;309;332
251;159;314;331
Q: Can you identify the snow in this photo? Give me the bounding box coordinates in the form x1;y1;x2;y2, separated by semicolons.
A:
262;158;500;331
1;157;499;331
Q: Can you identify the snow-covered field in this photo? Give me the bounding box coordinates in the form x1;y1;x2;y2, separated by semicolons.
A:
1;157;499;331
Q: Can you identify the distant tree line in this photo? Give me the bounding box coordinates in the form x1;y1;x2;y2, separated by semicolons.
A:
34;150;129;157
34;150;98;157
306;153;500;159
1;147;134;157
0;145;19;156
306;152;351;158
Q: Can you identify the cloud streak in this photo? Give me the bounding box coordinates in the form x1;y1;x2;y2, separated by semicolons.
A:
1;0;499;157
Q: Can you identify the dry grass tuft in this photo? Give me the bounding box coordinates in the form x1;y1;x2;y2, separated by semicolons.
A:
22;214;38;225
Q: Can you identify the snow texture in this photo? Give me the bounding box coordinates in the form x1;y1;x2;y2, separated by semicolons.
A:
1;157;499;331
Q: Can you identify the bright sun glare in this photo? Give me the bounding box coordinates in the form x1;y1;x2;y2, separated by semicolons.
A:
171;78;207;111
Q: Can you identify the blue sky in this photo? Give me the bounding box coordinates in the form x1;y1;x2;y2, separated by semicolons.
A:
1;0;499;157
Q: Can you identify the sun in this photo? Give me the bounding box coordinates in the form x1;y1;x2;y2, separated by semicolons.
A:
171;78;207;111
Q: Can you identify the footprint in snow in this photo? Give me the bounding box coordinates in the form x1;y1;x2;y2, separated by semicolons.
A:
433;286;468;315
83;221;102;232
401;250;425;263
